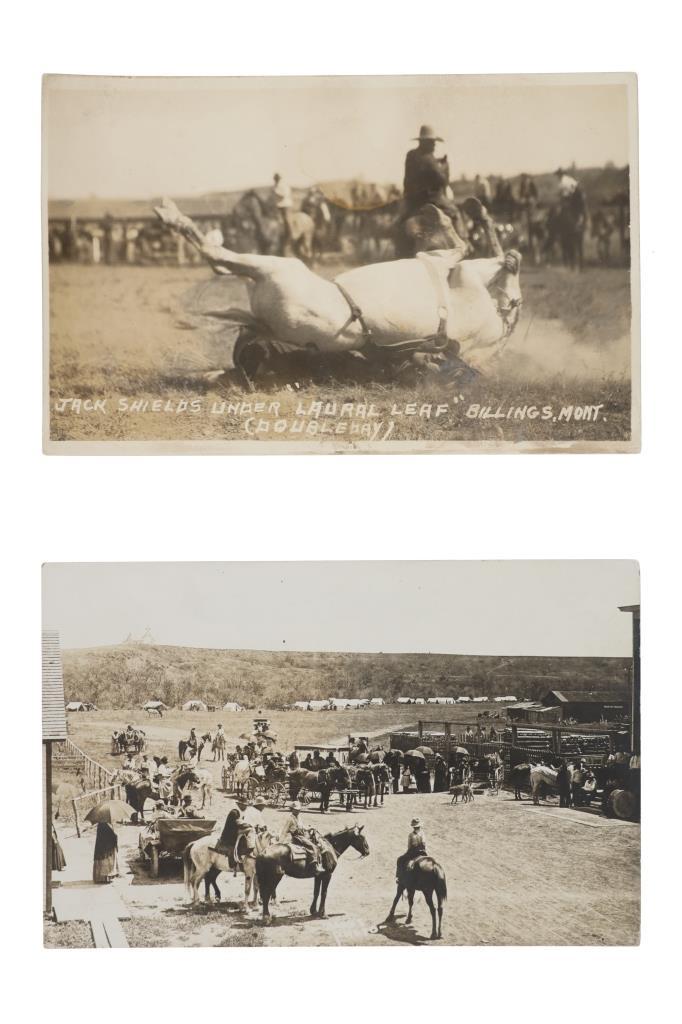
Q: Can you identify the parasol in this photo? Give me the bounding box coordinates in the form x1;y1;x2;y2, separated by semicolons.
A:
416;745;434;756
404;749;426;760
84;799;136;825
453;746;469;755
263;731;278;741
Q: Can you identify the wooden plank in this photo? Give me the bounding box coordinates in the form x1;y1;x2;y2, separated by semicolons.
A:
90;919;108;948
102;918;129;948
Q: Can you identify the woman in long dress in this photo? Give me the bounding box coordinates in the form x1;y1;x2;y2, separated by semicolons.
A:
93;822;119;883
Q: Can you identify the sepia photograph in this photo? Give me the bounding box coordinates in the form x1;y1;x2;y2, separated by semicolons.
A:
44;74;639;453
43;560;640;947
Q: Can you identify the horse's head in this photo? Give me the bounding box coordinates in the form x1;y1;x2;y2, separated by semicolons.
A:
349;824;370;857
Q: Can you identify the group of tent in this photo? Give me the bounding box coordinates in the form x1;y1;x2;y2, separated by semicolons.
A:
139;699;244;712
291;698;386;711
65;700;97;712
397;695;518;705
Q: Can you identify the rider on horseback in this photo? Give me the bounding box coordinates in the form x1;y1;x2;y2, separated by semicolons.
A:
399;125;466;232
396;817;427;883
279;801;324;875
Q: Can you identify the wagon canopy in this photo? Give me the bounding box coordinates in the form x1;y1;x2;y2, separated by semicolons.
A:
142;700;167;710
182;700;208;712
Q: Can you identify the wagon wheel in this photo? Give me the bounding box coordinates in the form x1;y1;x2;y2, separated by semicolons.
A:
221;766;230;792
150;847;159;879
246;777;259;801
298;789;311;805
267;782;286;807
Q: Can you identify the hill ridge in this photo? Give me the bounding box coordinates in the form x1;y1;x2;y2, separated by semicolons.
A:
62;644;630;709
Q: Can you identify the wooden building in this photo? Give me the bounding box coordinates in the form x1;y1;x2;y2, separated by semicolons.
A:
43;629;67;914
541;688;630;723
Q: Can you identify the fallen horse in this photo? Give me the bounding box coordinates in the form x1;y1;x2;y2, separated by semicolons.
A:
155;198;523;388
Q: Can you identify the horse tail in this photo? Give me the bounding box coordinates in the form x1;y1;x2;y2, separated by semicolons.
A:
183;841;195;895
435;868;448;903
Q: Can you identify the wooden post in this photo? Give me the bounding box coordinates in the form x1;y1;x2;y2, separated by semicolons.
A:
552;728;561;756
418;721;423;742
511;725;518;746
444;722;451;763
44;741;53;915
73;798;81;838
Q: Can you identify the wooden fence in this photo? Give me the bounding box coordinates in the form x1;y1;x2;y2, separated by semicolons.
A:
72;783;125;837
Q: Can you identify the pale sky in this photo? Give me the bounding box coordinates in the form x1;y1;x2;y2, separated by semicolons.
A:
44;75;632;199
42;561;639;657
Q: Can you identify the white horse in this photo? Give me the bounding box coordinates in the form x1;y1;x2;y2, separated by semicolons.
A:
530;765;559;805
154;198;522;375
183;825;272;907
233;757;252;797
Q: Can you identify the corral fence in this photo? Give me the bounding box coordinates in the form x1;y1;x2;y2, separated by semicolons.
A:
390;721;621;786
72;782;125;837
54;739;122;836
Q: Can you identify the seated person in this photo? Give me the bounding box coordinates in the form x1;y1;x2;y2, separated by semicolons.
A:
401;767;416;792
582;771;597;805
178;794;202;818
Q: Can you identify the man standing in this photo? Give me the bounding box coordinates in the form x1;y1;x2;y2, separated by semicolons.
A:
213;723;226;761
396;818;427;883
571;761;586;807
557;760;572;808
279;801;323;874
272;173;293;255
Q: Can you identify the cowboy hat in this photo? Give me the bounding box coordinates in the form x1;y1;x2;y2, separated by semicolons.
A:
290;800;302;812
253;796;267;808
411;818;421;827
414;124;443;141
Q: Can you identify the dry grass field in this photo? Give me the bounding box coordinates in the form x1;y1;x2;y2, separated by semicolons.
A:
47;708;640;948
48;261;632;445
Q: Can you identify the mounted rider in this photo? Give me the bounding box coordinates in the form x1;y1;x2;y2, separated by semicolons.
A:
400;125;465;236
396;818;427;883
279;801;324;875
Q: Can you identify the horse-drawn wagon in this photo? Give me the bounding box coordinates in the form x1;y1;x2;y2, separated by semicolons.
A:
138;818;216;878
221;758;287;806
110;729;146;755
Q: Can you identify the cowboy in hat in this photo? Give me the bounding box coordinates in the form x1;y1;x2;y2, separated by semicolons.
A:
279;800;323;874
403;124;453;215
396;816;428;883
397;124;469;255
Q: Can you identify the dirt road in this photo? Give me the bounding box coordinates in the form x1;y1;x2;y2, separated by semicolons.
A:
51;782;639;947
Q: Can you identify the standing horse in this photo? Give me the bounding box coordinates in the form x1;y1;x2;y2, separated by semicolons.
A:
386;856;447;940
111;770;158;822
255;824;370;920
183;823;272;907
196;732;212;762
372;763;391;806
354;765;377;808
172;766;213;809
289;767;347;812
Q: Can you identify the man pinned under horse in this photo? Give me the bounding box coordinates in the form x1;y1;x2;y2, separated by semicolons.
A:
154;194;522;390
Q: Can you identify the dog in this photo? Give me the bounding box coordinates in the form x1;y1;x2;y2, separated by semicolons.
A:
450;783;474;804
